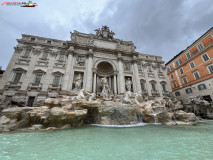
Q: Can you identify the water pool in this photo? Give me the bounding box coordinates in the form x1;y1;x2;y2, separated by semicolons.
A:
1;121;213;160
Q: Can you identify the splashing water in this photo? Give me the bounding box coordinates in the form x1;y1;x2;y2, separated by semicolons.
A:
152;113;159;123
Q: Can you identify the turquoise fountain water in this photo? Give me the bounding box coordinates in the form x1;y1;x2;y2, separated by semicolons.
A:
1;121;213;160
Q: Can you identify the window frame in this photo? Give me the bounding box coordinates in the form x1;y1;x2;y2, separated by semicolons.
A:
198;43;204;51
185;88;192;94
52;76;61;87
161;83;167;92
168;66;172;72
189;61;195;69
207;64;213;74
197;84;207;90
13;72;22;84
182;77;188;84
42;52;48;60
175;91;180;96
193;71;201;80
186;52;191;59
179;68;184;74
176;59;182;67
34;74;43;85
202;53;210;62
23;49;31;58
172;81;177;88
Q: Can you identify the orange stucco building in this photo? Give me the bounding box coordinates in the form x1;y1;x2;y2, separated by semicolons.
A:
165;27;213;104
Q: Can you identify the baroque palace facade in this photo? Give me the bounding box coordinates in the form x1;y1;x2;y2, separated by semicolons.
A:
0;26;171;106
166;27;213;104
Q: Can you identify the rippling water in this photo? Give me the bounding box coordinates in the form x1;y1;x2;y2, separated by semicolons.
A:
1;121;213;160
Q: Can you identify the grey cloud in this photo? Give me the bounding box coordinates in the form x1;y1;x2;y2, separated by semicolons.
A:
0;0;212;69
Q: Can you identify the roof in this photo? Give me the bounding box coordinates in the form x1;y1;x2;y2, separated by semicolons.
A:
165;27;213;66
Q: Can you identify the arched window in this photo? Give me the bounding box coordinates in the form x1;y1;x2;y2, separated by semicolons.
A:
175;91;180;96
197;84;206;90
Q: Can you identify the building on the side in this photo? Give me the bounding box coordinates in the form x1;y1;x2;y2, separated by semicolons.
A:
165;27;213;104
0;26;171;106
0;66;5;80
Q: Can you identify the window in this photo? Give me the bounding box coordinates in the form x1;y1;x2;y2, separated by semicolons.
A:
42;52;48;59
170;74;174;79
34;74;42;85
198;43;204;51
202;53;210;62
198;84;206;90
31;37;35;41
53;76;61;87
151;83;156;91
24;49;31;58
179;68;184;74
207;64;213;74
186;52;191;59
176;59;182;67
172;82;177;88
13;73;22;84
59;54;65;61
47;40;51;44
189;61;195;69
168;66;172;72
175;92;180;96
162;84;167;92
193;71;200;80
140;82;145;91
147;65;152;72
185;88;192;94
137;64;142;71
182;77;188;84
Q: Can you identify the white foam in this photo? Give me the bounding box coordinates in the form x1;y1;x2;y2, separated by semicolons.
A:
91;123;161;128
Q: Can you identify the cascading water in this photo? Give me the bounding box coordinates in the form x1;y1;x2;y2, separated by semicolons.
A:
136;112;143;123
152;113;158;123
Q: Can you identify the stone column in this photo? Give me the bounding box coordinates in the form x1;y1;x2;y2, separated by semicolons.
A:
133;57;141;93
144;64;152;97
109;76;112;89
61;46;74;93
93;73;97;93
85;49;93;92
117;55;125;94
19;48;41;92
0;47;22;91
41;49;57;93
114;74;117;95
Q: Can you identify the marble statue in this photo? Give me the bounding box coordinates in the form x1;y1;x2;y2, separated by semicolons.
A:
134;93;143;104
72;89;96;102
76;57;85;66
122;91;133;104
74;74;82;90
100;76;112;99
73;89;86;101
125;78;132;91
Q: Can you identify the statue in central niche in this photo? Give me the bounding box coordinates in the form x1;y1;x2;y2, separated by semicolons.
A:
74;74;82;90
125;78;132;91
100;76;112;99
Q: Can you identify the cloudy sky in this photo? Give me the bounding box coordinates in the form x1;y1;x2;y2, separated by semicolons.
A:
0;0;213;69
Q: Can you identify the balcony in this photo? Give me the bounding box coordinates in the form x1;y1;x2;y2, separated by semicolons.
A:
158;73;165;79
151;90;160;97
162;91;171;97
142;89;148;96
28;83;42;91
55;60;66;68
48;84;61;92
4;81;22;90
148;72;155;78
